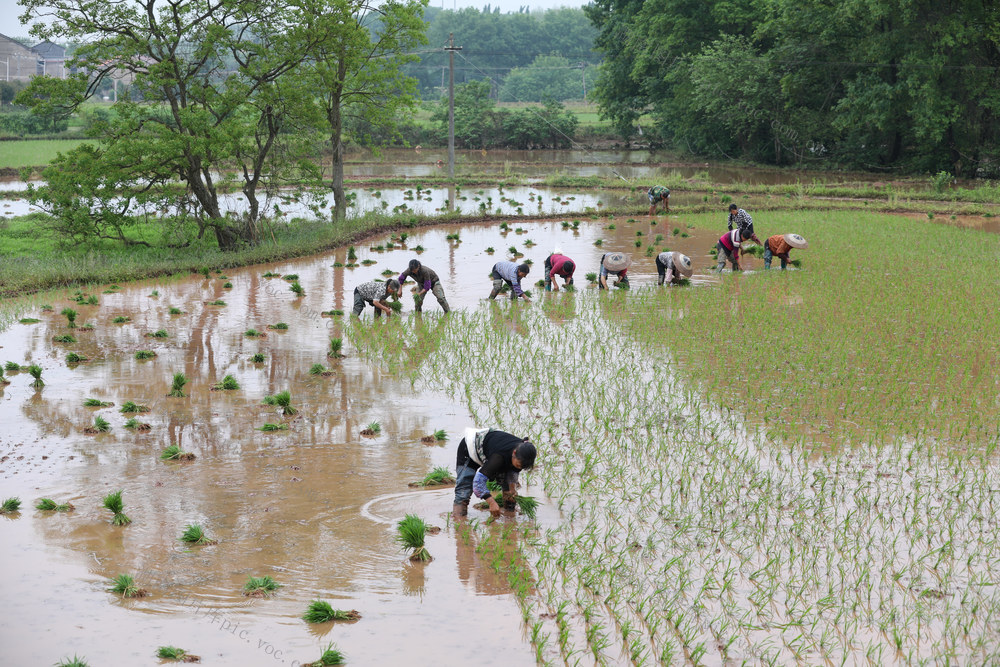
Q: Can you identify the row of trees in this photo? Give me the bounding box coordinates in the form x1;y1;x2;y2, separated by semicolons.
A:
587;0;1000;175
17;0;426;248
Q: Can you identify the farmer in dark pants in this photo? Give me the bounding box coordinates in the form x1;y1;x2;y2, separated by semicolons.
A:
544;248;575;292
716;229;745;273
656;251;693;285
598;252;631;290
763;233;808;269
648;185;670;216
352;278;401;317
397;259;450;312
727;204;762;246
453;428;537;520
489;261;531;302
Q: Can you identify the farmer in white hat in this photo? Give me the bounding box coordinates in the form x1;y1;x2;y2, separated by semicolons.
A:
715;229;746;273
452;428;537;520
763;233;808;269
656;251;693;285
598;252;632;290
544;247;575;292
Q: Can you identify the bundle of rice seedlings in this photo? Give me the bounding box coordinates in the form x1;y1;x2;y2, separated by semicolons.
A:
102;490;131;525
208;300;226;306
223;281;233;288
20;317;40;324
360;420;381;437
289;281;305;296
134;350;157;360
108;573;147;598
267;390;296;415
244;329;266;338
66;352;88;363
347;246;358;260
149;290;159;297
53;334;76;343
263;271;280;278
180;524;217;545
302;600;362;624
0;369;7;385
84;398;113;407
396;514;431;562
123;417;151;431
61;307;78;328
304;643;345;666
212;375;240;391
328;338;344;358
36;498;74;512
409;467;455;488
243;575;281;597
282;274;299;280
27;364;44;388
120;401;150;413
387;300;403;312
112;316;131;324
0;497;21;513
267;322;288;330
258;423;289;432
168;307;183;315
146;329;169;338
168;373;188;397
322;310;344;317
433;429;447;441
4;361;21;372
160;445;195;461
250;353;266;363
515;495;540;520
157;646;200;662
56;655;89;667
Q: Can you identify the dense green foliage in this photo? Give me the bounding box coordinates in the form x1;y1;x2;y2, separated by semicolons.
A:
587;0;1000;175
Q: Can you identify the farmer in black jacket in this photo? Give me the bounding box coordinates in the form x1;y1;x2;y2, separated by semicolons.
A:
452;427;536;520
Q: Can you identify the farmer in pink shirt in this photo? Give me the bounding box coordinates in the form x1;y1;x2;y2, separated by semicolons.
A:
544;248;575;292
716;228;746;273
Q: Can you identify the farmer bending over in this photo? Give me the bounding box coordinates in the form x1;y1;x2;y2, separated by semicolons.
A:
656;251;693;285
397;259;450;313
727;204;761;246
598;252;632;290
544;248;575;292
764;233;808;270
716;229;746;273
352;278;401;318
453;428;537;520
489;261;531;302
648;185;670;216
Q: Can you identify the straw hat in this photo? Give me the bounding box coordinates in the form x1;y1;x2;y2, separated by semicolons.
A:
602;252;632;272
783;233;808;249
672;252;693;277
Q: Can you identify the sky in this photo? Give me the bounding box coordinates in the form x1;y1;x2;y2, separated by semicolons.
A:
0;0;589;41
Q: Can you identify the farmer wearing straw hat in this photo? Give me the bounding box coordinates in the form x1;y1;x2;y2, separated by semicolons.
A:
544;248;575;292
648;185;670;216
763;234;808;270
452;428;537;520
489;261;532;302
598;252;632;290
727;204;762;246
715;229;746;273
656;251;693;285
397;259;450;312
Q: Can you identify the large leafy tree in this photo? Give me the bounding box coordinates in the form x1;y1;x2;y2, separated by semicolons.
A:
18;0;326;249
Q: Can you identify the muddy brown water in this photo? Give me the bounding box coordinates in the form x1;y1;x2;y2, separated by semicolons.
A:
0;216;727;665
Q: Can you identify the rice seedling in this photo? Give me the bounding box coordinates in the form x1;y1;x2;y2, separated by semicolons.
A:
243;575;281;597
514;495;539;520
283;274;299;280
433;429;447;441
156;646;200;662
414;245;425;252
168;372;188;397
134;350;157;360
304;643;345;666
53;334;76;343
19;317;39;324
0;497;21;513
120;401;150;413
267;322;288;330
396;514;431;562
361;259;376;266
41;304;53;312
0;369;7;385
168;306;183;315
102;490;131;525
290;280;304;296
250;353;266;363
328;337;344;358
55;655;89;667
586;272;597;283
108;573;146;598
179;523;217;545
35;498;73;511
212;375;240;391
409;466;455;488
263;271;280;277
65;352;88;364
146;329;169;338
323;309;344;317
347;246;358;260
149;290;159;297
61;307;77;327
360;420;381;436
380;269;395;277
4;361;20;372
208;300;226;306
223;281;233;288
309;363;331;376
160;445;195;461
244;328;266;337
112;316;131;323
27;364;43;388
302;601;362;623
387;300;403;312
84;398;113;407
86;295;98;305
258;423;289;431
123;418;151;431
486;246;495;253
262;390;296;415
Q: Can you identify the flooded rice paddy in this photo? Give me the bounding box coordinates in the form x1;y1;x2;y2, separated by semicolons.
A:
3;211;1000;665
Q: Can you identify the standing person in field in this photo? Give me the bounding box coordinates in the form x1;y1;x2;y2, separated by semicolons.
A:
648;185;670;216
727;203;762;246
656;251;694;285
489;261;532;302
763;233;808;270
544;248;575;292
716;229;748;273
351;278;401;318
453;427;537;520
397;259;450;313
598;252;631;290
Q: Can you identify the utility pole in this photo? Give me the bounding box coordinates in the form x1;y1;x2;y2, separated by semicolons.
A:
445;33;462;180
580;62;587;101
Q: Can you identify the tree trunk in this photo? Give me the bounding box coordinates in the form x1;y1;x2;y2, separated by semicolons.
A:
329;60;347;223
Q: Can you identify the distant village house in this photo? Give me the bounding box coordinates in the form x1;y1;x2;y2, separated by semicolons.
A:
0;33;68;82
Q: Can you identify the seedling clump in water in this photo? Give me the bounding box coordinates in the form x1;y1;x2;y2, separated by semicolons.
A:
328;338;344;358
66;352;88;363
120;401;150;413
102;490;131;525
124;418;151;431
360;420;381;437
409;467;455;487
180;524;217;545
161;445;195;461
250;353;266;363
135;350;157;360
157;646;200;662
268;322;288;330
28;364;44;388
61;307;77;328
243;575;281;597
304;643;345;666
263;390;296;415
168;373;188;397
244;328;266;338
302;600;361;623
396;514;431;561
258;423;289;432
84;398;113;407
108;573;147;598
1;497;22;513
112;316;131;323
36;498;74;511
212;375;240;391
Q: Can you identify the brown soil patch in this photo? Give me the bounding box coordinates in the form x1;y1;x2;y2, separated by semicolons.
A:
135;423;151;431
82;427;100;435
243;589;276;598
419;435;437;444
360;429;376;437
180;655;201;663
327;352;345;359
